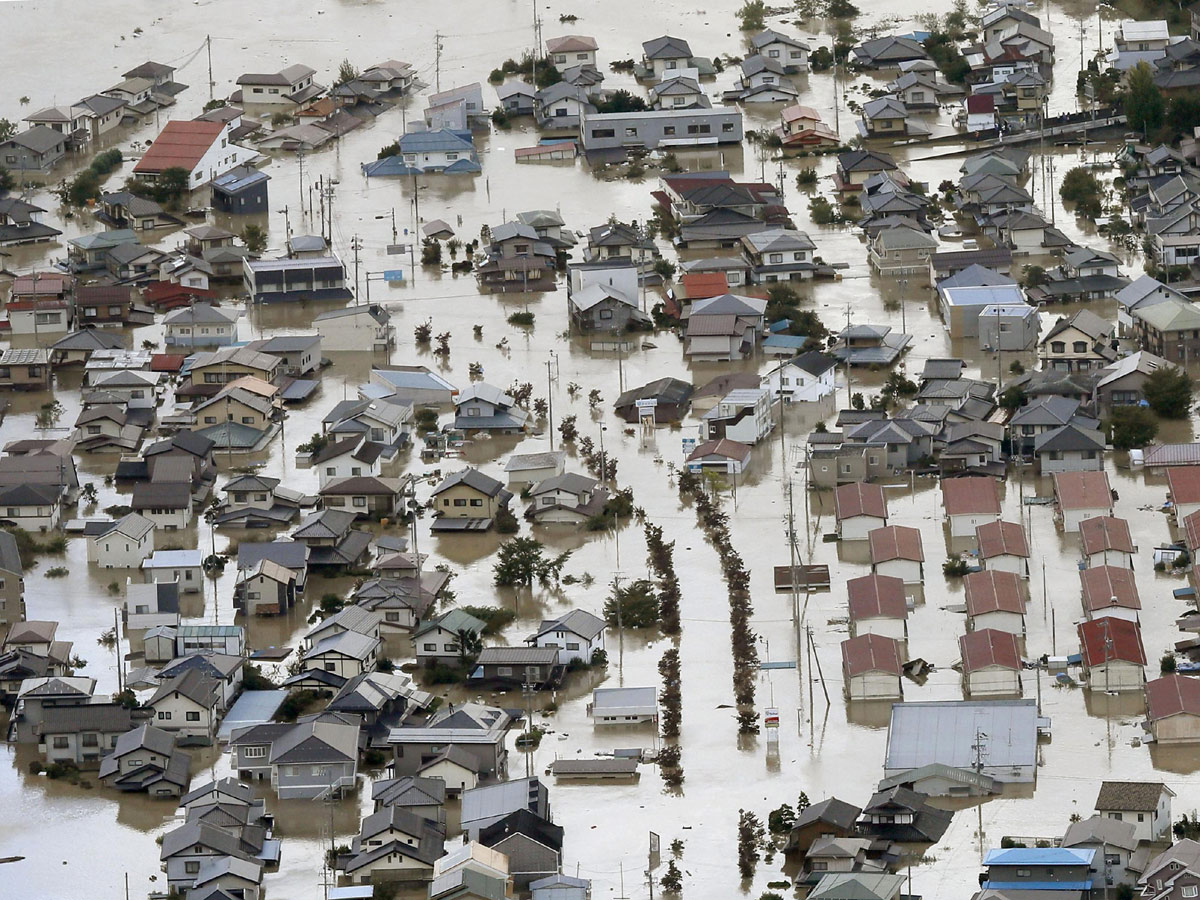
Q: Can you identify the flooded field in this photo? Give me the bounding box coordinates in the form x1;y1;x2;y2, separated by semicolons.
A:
0;0;1194;898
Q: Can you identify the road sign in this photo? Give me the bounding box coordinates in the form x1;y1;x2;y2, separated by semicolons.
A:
387;244;409;255
383;270;406;282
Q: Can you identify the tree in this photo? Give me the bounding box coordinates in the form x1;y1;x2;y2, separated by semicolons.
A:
456;627;484;667
151;166;191;209
1124;61;1165;137
604;578;660;627
660;859;683;894
0;166;13;193
768;803;796;833
1107;406;1158;450
241;223;267;255
0;119;15;142
736;0;767;30
1143;365;1193;419
335;58;359;87
1060;167;1104;218
1021;264;1047;288
810;46;834;71
492;537;571;587
999;385;1027;411
595;89;649;114
737;810;766;878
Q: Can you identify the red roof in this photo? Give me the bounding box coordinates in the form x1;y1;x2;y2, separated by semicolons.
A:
12;273;71;296
150;353;188;373
942;476;1001;517
868;525;923;564
142;281;218;309
976;520;1030;559
1185;510;1200;553
1054;471;1112;512
835;482;887;523
1147;674;1200;720
841;633;903;677
965;94;995;114
680;273;729;301
846;574;908;621
959;628;1021;673
1079;516;1136;556
1167;466;1200;506
963;570;1026;616
1077;617;1146;667
1079;565;1141;612
134;120;225;174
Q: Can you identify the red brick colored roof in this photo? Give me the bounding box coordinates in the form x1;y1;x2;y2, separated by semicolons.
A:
963;570;1026;616
1147;674;1200;721
1053;470;1112;512
1167;466;1200;506
1079;516;1135;556
1079;565;1141;612
1185;510;1200;553
680;273;729;301
868;525;923;564
976;520;1030;559
1077;617;1146;667
134;120;224;174
841;633;903;678
959;628;1021;673
835;482;887;523
846;574;907;621
150;353;188;373
942;476;1001;517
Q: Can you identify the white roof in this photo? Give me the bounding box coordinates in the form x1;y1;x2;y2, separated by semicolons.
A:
1119;19;1169;42
142;549;204;568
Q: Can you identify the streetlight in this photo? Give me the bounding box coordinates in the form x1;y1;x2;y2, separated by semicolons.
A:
546;351;557;451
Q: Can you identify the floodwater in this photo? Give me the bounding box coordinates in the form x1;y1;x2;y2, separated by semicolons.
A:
0;0;1193;898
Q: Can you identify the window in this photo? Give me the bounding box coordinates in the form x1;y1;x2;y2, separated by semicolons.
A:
52;736;69;749
1072;341;1087;353
1138;813;1146;822
453;498;467;507
497;666;513;676
186;711;201;722
624;127;638;137
158;711;172;720
566;642;580;650
599;309;613;320
325;663;336;671
769;253;783;264
185;862;201;875
87;425;102;435
768;49;780;58
351;467;362;476
469;498;483;506
423;643;437;651
1182;887;1197;899
663;126;676;135
1015;870;1031;878
592;128;615;138
1050;341;1065;354
325;467;336;475
352;497;367;507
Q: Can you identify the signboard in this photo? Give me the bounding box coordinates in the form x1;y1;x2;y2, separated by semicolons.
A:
764;707;780;729
387;244;409;255
383;270;406;282
634;399;658;410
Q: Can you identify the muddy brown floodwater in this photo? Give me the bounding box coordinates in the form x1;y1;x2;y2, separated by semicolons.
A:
0;0;1193;898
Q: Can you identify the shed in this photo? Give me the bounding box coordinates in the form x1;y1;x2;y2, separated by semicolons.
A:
1079;516;1136;569
963;570;1026;634
959;629;1022;697
867;526;924;584
1077;617;1145;693
942;477;1001;538
847;574;908;641
1146;674;1200;744
1053;471;1113;532
976;520;1030;577
841;633;904;701
835;482;888;541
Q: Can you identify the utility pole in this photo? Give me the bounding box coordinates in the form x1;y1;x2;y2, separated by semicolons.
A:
546;352;556;450
297;150;305;220
351;234;363;303
434;32;443;93
207;35;214;101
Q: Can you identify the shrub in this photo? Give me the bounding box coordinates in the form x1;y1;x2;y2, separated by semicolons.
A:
45;566;68;578
460;605;517;635
507;311;535;328
943;558;970;577
1163;654;1178;674
1107;406;1158;450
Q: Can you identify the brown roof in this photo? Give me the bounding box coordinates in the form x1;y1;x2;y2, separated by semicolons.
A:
1167;466;1200;506
1184;509;1200;553
835;482;887;523
686;438;751;462
959;628;1021;673
1146;674;1200;721
1077;617;1146;666
1079;516;1135;556
680;273;730;301
868;525;923;564
1095;781;1172;812
1053;470;1112;512
846;574;908;621
942;477;1001;517
545;35;599;53
841;633;903;677
963;570;1026;616
1079;565;1141;612
976;520;1030;559
134;120;225;174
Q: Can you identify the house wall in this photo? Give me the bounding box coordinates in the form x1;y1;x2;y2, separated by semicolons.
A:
434;484;502;520
0;137;66;171
41;728;122;766
970;609;1024;635
308;649;374;679
318;314;394;352
839;514;885;542
144;564;202;592
417;758;478;794
965;667;1021;697
1152;713;1200;744
244;574;291;616
274;759;356;799
1085;549;1134;570
534;629;603;666
850;617;906;642
580;109;743;150
1085;660;1144;693
1087;606;1139;624
845;670;902;701
353;852;435;884
1039;449;1103;474
136;505;191;531
873;558;922;585
152;693;215;737
88;528;155;568
949;511;1000;539
492;834;560;890
391;739;504;779
415;624;468;665
1062;506;1110;533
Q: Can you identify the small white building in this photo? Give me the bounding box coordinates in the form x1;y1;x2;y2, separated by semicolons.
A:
504;450;567;488
300;630;381;679
313;304;395;353
87;513;156;569
1094;781;1175;844
1080;565;1141;623
762;351;837;404
699;389;773;445
841;633;903;701
528;609;605;666
868;526;924;585
124;581;181;630
1079;516;1136;569
835;482;888;541
959;629;1022;697
141;549;204;593
847;573;909;641
588;686;657;725
976;520;1031;578
942;477;1002;539
963;570;1026;635
1054;470;1114;533
1078;618;1145;693
147;669;220;738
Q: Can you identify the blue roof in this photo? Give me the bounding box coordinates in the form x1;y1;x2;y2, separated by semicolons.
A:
985;848;1095;866
398;129;475;153
212;166;270;193
763;334;809;349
